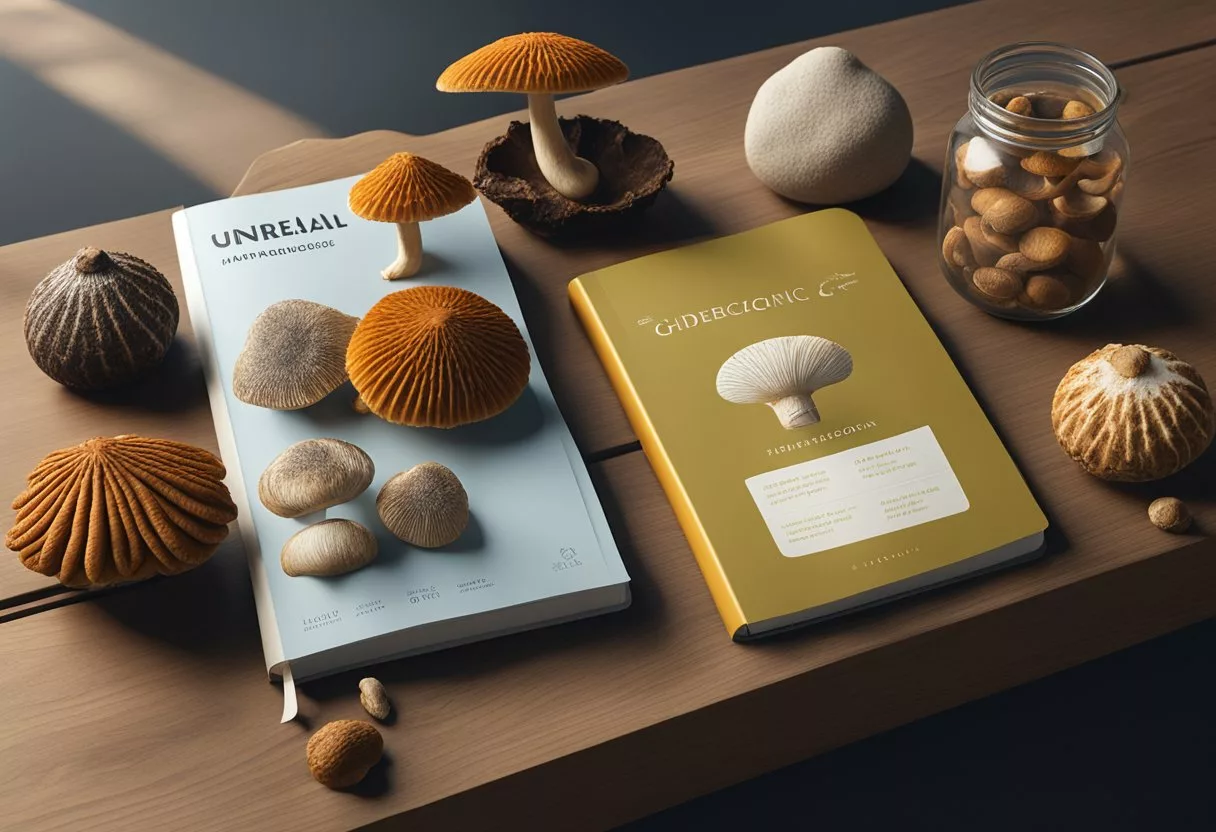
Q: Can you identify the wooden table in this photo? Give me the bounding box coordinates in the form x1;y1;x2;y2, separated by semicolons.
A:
3;1;1215;829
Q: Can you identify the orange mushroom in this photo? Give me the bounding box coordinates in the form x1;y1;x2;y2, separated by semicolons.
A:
346;285;530;428
437;33;628;201
348;152;476;280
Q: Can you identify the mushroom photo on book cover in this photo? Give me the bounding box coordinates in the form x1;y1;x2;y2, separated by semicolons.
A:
715;335;854;429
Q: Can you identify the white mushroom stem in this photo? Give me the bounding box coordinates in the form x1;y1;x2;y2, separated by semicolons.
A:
768;394;821;429
383;221;422;280
527;93;599;201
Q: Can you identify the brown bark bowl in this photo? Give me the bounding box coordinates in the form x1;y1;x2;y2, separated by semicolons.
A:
474;116;674;238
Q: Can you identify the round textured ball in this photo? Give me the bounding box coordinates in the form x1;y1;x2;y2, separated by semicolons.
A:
744;46;913;204
306;720;383;790
24;247;179;389
1148;498;1192;534
258;438;374;518
346;286;530;428
1052;344;1215;481
5;435;237;587
377;462;469;548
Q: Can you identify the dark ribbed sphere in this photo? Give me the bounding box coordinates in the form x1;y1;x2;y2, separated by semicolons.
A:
23;247;180;390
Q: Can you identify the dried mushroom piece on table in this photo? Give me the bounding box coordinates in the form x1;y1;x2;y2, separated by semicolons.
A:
24;246;179;390
1052;344;1215;481
5;435;237;587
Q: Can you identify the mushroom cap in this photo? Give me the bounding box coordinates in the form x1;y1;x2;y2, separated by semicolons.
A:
258;438;374;518
349;152;476;224
280;519;378;578
377;462;469;548
716;336;853;404
233;300;359;410
24;246;179;390
436;32;628;95
5;435;237;587
1052;344;1214;481
346;286;530;428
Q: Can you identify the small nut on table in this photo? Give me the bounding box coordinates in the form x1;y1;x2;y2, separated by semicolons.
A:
359;677;392;721
1148;498;1192;533
306;719;384;789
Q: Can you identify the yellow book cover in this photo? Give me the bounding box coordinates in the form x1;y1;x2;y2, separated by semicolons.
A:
569;209;1047;639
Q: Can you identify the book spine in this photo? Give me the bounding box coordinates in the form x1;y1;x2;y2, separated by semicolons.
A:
568;278;747;637
171;210;289;678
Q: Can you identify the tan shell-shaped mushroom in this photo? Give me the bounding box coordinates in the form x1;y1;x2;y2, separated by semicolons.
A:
233;300;359;409
258;438;374;518
280;519;378;577
377;462;469;548
716;336;853;429
306;720;383;789
24;247;179;390
1052;344;1215;481
5;435;237;587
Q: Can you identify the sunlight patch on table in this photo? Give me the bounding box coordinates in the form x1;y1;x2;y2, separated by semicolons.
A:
0;0;327;193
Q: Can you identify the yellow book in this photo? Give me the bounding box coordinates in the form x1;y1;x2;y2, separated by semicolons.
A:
569;209;1047;639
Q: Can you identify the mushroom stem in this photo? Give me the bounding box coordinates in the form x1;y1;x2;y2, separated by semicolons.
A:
383;222;422;280
768;394;821;429
527;93;599;201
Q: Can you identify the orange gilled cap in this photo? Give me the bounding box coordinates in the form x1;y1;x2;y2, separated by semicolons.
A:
436;32;628;95
348;152;477;224
346;286;531;428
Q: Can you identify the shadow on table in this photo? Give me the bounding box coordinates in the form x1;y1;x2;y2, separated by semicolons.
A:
90;540;261;657
67;338;210;414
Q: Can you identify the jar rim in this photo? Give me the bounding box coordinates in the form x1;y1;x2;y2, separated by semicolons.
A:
969;41;1122;150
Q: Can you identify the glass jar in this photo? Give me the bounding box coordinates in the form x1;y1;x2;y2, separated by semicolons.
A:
938;42;1128;320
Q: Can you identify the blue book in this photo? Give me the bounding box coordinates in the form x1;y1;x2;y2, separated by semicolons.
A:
173;177;629;720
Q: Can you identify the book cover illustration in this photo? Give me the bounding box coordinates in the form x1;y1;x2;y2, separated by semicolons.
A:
174;177;629;705
570;209;1045;635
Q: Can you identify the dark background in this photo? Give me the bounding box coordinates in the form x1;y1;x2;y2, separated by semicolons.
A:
2;2;1213;829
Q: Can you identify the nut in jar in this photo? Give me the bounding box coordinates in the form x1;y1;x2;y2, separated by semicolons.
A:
939;43;1127;320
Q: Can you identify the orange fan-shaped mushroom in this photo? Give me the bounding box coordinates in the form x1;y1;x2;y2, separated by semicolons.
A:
438;33;628;201
346;286;530;428
5;436;238;587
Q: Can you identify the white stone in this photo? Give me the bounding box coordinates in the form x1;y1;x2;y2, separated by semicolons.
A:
744;46;913;204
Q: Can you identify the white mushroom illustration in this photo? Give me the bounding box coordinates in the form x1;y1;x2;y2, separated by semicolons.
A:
715;336;853;429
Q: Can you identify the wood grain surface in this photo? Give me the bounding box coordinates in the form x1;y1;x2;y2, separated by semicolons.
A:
2;1;1215;830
